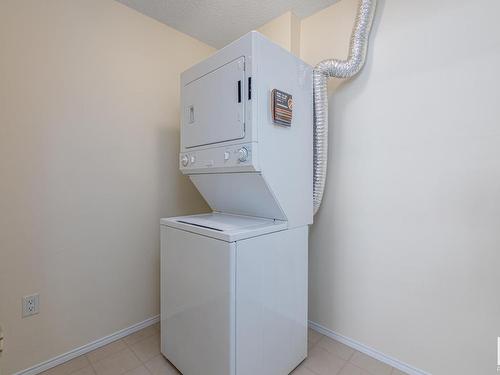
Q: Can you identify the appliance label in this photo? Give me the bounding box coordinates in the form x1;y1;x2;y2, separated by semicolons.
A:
271;89;293;127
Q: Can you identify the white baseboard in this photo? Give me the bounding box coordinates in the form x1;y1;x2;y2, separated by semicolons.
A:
14;315;160;375
308;321;431;375
14;316;427;375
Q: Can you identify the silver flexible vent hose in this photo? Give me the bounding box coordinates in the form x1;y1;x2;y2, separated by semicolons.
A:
313;0;377;215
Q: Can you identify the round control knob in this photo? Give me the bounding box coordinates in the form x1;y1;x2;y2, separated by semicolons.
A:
238;147;249;162
181;155;189;167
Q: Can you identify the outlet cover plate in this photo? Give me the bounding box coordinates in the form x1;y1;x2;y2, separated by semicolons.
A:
22;294;40;318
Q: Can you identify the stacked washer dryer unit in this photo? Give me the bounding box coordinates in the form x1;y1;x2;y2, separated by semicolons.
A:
160;31;313;375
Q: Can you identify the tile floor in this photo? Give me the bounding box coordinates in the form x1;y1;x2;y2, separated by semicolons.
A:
41;324;407;375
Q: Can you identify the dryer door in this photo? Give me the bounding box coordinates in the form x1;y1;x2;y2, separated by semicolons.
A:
181;57;245;149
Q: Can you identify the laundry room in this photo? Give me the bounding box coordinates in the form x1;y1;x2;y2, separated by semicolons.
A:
0;1;499;375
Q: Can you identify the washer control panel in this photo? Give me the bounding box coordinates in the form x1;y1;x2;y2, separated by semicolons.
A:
179;143;258;174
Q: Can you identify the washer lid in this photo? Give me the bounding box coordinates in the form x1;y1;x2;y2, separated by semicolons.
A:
161;212;287;242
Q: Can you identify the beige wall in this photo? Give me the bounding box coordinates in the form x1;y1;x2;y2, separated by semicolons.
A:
257;11;300;56
0;1;212;373
300;0;500;374
2;1;499;374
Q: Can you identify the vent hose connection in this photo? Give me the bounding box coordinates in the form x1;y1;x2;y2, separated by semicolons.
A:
313;0;377;215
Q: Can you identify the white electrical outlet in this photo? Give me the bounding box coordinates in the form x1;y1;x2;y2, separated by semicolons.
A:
22;294;39;318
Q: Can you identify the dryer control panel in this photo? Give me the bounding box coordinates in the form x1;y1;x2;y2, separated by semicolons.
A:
180;143;258;174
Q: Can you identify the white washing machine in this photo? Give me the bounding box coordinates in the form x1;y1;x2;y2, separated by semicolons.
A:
161;31;313;375
161;213;307;375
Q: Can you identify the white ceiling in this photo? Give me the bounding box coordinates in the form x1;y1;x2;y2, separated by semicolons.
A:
116;0;338;48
